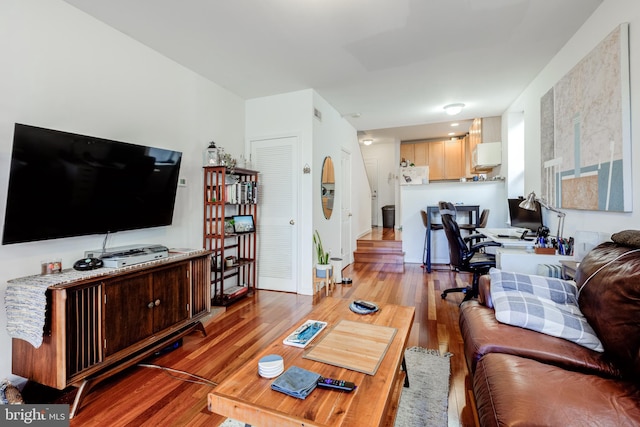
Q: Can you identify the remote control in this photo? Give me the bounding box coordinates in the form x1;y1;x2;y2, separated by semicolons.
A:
317;377;356;392
354;300;377;311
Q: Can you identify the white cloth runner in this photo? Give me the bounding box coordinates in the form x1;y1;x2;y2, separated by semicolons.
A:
5;278;53;348
5;267;120;348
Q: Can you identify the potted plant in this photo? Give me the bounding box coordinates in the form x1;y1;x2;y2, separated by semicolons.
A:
313;230;331;277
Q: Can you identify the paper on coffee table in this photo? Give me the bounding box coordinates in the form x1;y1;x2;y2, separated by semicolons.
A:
283;320;328;348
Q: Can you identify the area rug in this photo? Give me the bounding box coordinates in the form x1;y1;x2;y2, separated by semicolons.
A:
220;347;451;427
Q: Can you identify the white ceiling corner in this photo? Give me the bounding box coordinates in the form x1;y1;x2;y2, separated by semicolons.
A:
62;0;603;144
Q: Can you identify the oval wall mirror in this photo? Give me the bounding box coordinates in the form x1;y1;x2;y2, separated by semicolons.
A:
321;156;335;219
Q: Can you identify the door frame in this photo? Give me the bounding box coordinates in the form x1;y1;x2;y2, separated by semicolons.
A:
249;134;301;293
364;159;380;227
340;149;353;266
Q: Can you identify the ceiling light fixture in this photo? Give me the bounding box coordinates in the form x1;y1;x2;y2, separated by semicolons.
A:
450;122;459;127
362;139;373;146
448;132;455;136
444;103;465;115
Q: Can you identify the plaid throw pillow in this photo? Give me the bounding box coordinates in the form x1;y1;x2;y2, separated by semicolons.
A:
489;268;604;352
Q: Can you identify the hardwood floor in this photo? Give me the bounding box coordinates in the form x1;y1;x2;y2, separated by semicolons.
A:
58;228;477;426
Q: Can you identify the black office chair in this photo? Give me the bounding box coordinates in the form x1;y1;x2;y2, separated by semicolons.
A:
438;202;500;301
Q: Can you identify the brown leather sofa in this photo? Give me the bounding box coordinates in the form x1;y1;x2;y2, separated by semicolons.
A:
459;241;640;426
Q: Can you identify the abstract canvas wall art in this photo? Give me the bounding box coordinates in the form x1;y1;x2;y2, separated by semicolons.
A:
540;23;631;212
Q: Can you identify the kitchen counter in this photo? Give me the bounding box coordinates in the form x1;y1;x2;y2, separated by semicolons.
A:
400;180;506;264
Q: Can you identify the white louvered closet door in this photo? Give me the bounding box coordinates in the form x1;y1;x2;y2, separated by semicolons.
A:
250;136;298;292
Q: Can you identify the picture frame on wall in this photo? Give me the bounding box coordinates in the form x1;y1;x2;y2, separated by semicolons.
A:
399;166;429;185
540;23;631;212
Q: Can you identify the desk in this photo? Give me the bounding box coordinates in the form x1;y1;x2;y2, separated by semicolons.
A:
479;229;576;275
477;228;536;249
425;204;479;272
495;248;574;275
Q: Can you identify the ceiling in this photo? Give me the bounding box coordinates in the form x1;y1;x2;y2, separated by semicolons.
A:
62;0;602;144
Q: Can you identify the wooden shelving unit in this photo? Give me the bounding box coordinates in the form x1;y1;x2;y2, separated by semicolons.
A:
203;166;258;306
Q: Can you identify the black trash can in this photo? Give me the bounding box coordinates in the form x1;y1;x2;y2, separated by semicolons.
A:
381;205;395;228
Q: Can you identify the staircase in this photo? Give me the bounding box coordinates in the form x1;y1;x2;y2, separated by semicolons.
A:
354;229;404;273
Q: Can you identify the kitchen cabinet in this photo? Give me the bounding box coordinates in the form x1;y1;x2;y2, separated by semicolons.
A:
400;136;466;180
467;117;501;173
472;142;502;168
414;142;429;166
443;139;464;179
400;144;414;165
427;138;465;180
400;142;428;166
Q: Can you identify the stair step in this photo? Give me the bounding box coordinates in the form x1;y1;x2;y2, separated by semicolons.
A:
353;228;404;273
356;240;403;253
353;251;404;264
353;253;405;273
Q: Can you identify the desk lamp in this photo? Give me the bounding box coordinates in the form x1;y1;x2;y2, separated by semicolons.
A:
519;191;566;240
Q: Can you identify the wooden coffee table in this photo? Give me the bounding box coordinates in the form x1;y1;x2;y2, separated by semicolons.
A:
207;297;415;427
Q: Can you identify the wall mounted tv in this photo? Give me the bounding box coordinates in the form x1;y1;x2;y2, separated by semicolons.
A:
2;123;183;245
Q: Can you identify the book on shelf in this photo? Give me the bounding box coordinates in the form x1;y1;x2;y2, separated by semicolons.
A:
223;285;248;299
223;182;258;204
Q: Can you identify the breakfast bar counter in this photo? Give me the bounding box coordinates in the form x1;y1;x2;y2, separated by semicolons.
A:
400;180;506;266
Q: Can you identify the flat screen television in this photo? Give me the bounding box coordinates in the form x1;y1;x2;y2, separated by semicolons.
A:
2;123;182;245
507;198;544;233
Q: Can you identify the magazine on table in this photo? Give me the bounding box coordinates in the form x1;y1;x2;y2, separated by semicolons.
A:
283;320;328;348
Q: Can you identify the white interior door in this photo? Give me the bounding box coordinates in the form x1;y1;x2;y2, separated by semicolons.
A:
340;149;352;266
364;159;379;226
250;136;298;292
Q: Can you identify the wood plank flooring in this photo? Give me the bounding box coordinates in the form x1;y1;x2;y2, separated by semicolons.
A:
56;228;477;426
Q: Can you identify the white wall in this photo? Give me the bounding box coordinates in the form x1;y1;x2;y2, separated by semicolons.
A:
506;0;640;238
0;0;245;383
361;142;399;227
400;181;507;263
245;90;368;295
312;92;371;267
245;90;314;294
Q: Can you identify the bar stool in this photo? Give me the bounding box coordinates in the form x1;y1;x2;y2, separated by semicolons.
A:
421;210;442;266
459;209;490;235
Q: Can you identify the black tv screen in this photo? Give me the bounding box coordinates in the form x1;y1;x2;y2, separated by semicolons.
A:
2;123;182;244
507;198;544;232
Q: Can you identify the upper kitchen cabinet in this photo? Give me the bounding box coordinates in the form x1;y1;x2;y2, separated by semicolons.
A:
427;137;465;181
472;141;502;169
467;117;502;173
400;137;466;181
400;141;429;167
400;143;414;166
